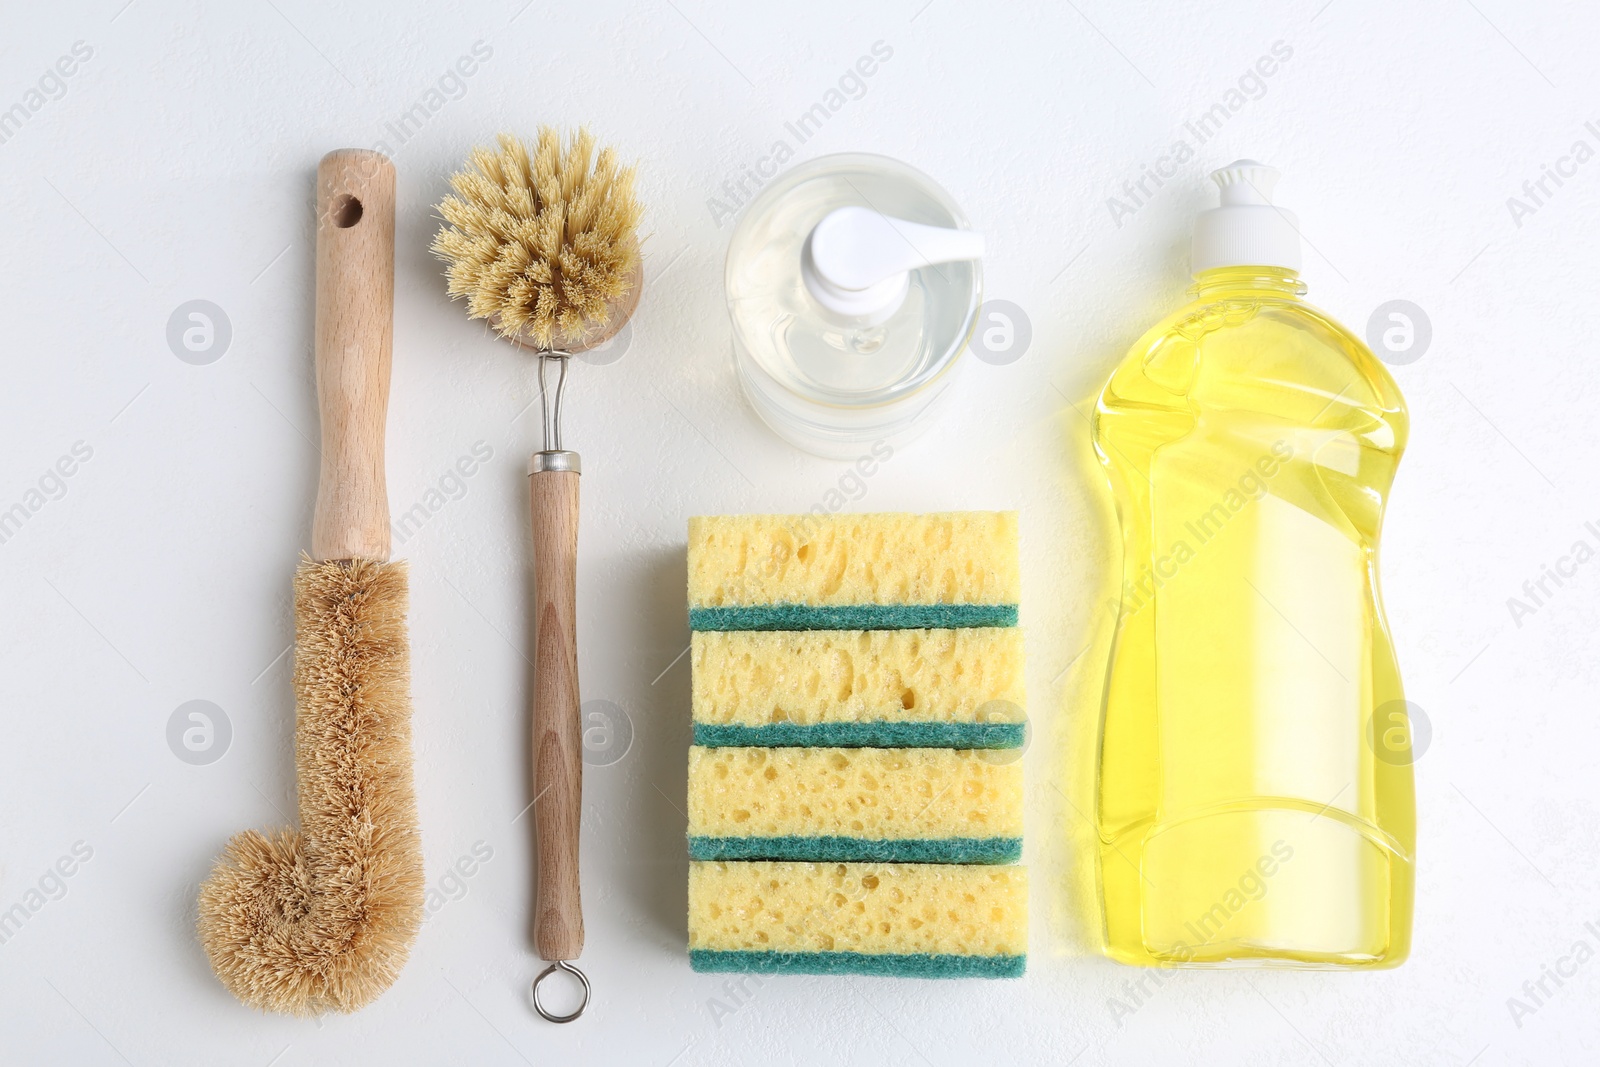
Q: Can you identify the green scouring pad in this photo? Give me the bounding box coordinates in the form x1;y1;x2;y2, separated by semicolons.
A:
687;834;1020;864
689;950;1026;978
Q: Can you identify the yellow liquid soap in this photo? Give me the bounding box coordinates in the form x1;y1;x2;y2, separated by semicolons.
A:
1092;261;1414;968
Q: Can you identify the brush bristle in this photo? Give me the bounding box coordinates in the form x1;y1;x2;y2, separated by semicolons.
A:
432;127;643;349
197;557;423;1016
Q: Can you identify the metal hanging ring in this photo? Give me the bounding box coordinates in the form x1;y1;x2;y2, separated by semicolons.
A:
531;959;590;1023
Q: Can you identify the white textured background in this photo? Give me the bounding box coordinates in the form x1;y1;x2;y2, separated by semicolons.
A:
2;1;1597;1064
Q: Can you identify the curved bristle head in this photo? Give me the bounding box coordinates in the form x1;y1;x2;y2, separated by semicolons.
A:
432;128;643;350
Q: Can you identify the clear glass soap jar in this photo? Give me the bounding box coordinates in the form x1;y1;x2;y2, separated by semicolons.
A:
725;153;984;459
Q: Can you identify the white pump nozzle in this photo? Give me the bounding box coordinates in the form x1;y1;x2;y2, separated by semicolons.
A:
1191;160;1301;274
802;206;984;323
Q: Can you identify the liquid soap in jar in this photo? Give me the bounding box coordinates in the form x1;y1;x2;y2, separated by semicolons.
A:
725;154;984;459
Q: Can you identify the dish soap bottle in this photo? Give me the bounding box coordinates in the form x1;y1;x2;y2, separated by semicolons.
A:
1092;160;1413;968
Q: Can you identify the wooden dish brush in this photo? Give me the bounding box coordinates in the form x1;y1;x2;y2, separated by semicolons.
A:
432;127;643;1022
197;150;423;1015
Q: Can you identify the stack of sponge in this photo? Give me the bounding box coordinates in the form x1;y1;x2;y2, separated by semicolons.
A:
686;512;1028;978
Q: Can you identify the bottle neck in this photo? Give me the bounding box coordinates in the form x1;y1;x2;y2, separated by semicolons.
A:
1188;265;1307;298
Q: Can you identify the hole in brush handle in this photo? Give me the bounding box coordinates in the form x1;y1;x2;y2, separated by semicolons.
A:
330;193;364;228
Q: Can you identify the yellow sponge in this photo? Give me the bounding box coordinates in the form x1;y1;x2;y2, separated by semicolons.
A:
691;628;1025;748
687;746;1022;863
688;860;1027;977
687;512;1020;631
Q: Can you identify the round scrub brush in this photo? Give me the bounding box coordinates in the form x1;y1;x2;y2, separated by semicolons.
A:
431;128;643;1022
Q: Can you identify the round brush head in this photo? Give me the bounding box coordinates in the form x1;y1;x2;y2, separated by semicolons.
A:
432;128;643;353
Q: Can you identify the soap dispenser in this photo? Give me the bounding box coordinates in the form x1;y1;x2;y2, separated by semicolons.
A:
725;154;984;459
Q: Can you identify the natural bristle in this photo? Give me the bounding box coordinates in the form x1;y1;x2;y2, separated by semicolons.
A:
197;557;422;1015
432;128;643;350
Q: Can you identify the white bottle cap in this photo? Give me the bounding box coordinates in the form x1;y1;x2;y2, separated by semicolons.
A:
1191;160;1301;274
802;206;984;324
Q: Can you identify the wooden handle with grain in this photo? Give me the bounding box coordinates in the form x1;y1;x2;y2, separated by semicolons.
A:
531;467;583;960
312;149;396;563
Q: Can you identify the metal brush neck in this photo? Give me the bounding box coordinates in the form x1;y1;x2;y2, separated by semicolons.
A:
532;351;581;475
538;351;572;451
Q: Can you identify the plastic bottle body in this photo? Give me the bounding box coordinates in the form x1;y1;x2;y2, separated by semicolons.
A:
1092;267;1414;968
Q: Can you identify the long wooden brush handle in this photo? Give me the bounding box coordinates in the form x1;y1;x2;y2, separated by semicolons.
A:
530;466;584;961
312;149;396;563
